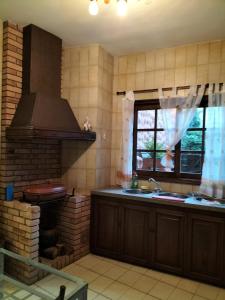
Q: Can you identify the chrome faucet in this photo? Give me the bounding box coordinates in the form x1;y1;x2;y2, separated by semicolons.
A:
148;178;162;193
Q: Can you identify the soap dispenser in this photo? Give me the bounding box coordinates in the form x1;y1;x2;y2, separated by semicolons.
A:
131;172;139;189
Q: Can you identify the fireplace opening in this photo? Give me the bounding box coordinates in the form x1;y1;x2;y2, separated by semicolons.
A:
39;202;73;260
23;184;74;262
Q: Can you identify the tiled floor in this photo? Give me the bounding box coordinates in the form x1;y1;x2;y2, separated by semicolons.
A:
59;254;225;300
5;254;221;299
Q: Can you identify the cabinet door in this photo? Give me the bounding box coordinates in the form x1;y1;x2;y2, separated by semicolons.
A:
121;204;152;266
187;213;224;284
91;198;121;258
153;208;185;274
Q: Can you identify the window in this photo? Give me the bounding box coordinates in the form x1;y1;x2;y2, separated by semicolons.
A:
133;98;207;184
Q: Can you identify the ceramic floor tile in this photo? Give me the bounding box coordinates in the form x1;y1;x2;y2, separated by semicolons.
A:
65;264;99;283
177;278;199;293
89;260;115;275
94;295;111;300
160;273;181;286
217;289;225;300
117;270;142;287
89;276;113;293
88;289;98;300
133;275;157;294
112;260;133;270
76;254;103;269
145;269;163;280
196;283;220;300
103;265;127;280
119;287;146;300
168;288;193;300
192;296;207;300
143;295;159;300
102;281;129;299
130;265;148;275
149;282;175;300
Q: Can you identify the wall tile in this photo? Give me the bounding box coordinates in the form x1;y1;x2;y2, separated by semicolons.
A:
175;47;186;68
165;48;176;69
145;71;154;89
136;72;145;90
80;47;89;66
186;45;197;66
209;41;221;63
127;73;136;90
155;50;165;70
118;56;128;74
127;55;137;73
136;54;146;72
164;69;175;87
208;63;221;83
196;64;208;84
146;51;155;71
186;66;197;85
175;68;186;86
197;43;209;65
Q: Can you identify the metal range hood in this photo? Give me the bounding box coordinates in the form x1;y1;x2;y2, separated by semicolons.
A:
6;24;96;141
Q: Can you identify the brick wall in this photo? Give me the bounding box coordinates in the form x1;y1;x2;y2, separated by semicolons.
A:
0;200;40;284
0;195;90;284
57;195;91;260
0;21;92;283
0;21;61;200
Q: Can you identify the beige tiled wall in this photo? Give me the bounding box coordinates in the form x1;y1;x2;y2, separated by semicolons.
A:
61;45;113;193
111;40;225;193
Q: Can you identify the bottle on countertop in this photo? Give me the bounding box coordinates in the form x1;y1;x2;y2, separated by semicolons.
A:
130;172;139;189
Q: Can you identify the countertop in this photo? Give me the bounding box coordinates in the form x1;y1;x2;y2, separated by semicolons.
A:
91;188;225;213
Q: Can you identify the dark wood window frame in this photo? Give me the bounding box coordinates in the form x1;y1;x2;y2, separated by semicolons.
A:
133;96;208;185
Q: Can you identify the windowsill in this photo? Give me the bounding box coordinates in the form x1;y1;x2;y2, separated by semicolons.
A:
138;174;201;186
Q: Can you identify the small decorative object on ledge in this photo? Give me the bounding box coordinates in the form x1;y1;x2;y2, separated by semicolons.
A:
83;116;92;132
5;183;14;201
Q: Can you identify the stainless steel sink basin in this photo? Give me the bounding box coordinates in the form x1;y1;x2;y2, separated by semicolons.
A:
123;189;151;194
155;192;189;199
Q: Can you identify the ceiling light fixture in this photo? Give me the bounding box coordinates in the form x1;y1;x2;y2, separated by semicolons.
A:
89;0;99;16
117;0;127;16
88;0;128;16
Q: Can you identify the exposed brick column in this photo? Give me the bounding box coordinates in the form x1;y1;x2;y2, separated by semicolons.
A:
0;21;23;198
57;195;91;260
0;200;40;284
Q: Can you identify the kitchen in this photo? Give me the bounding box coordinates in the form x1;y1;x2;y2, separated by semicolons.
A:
0;0;225;299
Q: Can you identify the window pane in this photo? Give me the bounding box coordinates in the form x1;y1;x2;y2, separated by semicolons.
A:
138;110;155;129
180;153;202;174
156;131;174;150
137;131;154;150
157;109;164;128
136;151;154;171
155;152;171;172
189;108;203;128
181;131;203;151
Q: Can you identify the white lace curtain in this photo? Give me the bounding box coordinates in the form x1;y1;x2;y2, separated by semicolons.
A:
159;85;205;170
200;83;225;198
116;91;135;187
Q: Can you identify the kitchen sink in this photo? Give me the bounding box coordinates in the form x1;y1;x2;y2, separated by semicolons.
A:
123;189;151;194
154;191;189;199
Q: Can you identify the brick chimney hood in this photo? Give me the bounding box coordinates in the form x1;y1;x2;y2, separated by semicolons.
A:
6;24;96;141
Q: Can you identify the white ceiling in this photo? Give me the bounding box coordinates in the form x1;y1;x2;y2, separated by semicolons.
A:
0;0;225;55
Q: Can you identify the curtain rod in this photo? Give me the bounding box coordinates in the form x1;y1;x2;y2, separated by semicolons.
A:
116;83;211;96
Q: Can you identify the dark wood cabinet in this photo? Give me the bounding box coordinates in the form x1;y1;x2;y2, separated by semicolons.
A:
91;198;121;258
91;194;225;287
187;213;224;285
121;204;152;265
153;208;185;274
